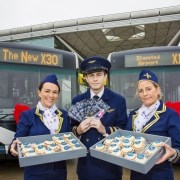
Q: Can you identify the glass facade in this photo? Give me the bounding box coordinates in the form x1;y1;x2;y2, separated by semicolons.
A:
14;37;54;48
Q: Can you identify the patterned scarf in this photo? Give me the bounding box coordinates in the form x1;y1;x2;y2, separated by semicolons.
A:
37;101;59;134
134;101;160;132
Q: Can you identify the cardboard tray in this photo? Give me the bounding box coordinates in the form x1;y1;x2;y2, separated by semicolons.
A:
17;132;87;167
90;130;171;174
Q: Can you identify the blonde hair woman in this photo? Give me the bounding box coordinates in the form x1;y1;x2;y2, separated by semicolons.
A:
126;69;180;180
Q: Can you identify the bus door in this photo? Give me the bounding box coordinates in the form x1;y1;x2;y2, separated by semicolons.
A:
0;42;78;156
108;46;180;114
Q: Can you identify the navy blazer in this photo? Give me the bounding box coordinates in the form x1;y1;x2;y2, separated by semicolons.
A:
71;88;128;180
15;107;71;180
126;101;180;180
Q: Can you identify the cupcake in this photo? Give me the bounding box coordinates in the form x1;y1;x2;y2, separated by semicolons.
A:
122;139;133;147
31;142;42;149
60;141;68;147
70;140;80;148
133;141;144;153
35;145;46;155
115;133;124;141
49;143;59;152
69;139;78;145
135;153;148;164
23;150;36;157
124;152;137;160
145;145;157;156
62;145;72;151
63;133;72;139
134;136;146;143
21;144;33;155
152;140;162;147
121;145;134;155
104;137;113;146
66;136;74;142
52;135;60;141
124;134;135;142
95;143;105;151
44;147;53;154
112;139;122;147
54;136;65;144
108;143;119;152
43;138;54;146
20;142;31;149
111;148;123;157
73;143;82;150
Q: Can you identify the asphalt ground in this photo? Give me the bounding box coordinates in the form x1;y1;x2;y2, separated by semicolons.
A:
1;159;180;180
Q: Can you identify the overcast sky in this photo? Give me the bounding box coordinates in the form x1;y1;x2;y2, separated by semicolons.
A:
0;0;179;30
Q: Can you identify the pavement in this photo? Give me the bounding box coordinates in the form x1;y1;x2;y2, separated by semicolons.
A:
0;159;180;180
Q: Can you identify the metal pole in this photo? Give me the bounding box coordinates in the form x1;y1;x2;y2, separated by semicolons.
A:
55;35;84;61
167;30;180;46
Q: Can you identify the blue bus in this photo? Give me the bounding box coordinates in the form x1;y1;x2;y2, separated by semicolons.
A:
108;46;180;113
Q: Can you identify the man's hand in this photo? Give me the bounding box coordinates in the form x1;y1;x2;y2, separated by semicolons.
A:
76;117;93;135
89;118;106;135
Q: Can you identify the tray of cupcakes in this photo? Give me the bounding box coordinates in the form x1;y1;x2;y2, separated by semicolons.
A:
17;132;87;167
89;129;171;174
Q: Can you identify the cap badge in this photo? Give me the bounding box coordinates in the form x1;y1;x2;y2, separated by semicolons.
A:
143;73;151;79
88;60;96;64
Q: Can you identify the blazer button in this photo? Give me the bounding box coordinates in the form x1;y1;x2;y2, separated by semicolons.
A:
86;138;89;142
98;137;101;141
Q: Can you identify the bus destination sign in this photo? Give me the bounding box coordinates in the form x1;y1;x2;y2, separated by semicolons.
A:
0;47;63;67
125;52;180;67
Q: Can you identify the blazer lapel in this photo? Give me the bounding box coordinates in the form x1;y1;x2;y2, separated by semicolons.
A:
35;107;64;133
132;102;166;133
54;109;64;133
35;107;43;121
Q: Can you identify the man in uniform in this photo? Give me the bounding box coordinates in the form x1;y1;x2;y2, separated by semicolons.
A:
71;56;127;180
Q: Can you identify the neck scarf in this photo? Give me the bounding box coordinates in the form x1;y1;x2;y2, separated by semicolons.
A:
37;101;59;134
134;101;160;132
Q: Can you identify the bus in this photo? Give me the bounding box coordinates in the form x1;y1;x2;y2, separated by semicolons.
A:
108;46;180;114
0;42;78;158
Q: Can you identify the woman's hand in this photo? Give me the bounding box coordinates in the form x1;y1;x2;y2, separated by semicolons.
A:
10;139;21;157
156;142;177;164
76;117;93;135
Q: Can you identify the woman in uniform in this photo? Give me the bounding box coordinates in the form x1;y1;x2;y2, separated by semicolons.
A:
126;69;180;180
10;74;71;180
